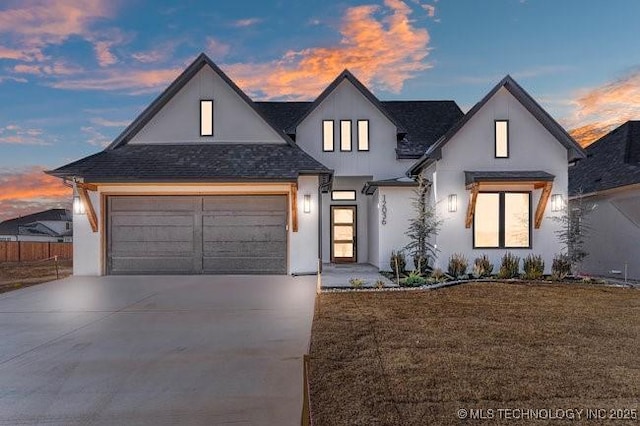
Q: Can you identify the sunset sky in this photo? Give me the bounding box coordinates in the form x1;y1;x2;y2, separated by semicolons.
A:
1;0;640;221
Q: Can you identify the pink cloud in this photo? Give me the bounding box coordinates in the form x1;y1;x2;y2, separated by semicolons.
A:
93;41;118;67
224;0;432;100
232;18;262;28
50;67;183;94
567;69;640;146
206;38;230;59
0;167;71;222
0;124;49;145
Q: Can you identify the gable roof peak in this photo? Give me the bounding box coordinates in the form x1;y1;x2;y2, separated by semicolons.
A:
106;52;294;150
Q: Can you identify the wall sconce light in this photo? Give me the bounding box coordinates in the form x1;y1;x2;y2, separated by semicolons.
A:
72;186;85;215
448;194;457;212
551;194;565;212
303;194;311;213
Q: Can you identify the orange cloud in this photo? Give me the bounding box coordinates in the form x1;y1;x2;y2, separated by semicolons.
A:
0;167;71;222
567;69;640;146
225;0;431;100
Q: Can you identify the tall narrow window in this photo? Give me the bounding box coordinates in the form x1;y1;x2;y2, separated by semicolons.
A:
474;192;531;248
357;120;369;151
323;120;334;151
495;120;508;157
340;120;352;151
200;100;213;136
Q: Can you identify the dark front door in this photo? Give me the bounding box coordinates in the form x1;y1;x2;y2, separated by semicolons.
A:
331;205;356;263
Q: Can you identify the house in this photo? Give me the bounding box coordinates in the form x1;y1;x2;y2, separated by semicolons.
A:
408;76;586;273
48;53;582;276
0;208;72;242
569;121;640;280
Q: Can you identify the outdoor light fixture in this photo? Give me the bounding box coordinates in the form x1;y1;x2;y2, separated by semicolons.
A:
448;194;457;212
551;194;565;212
72;186;85;215
303;194;311;213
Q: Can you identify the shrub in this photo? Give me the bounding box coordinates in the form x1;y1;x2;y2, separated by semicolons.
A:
390;250;406;276
447;253;468;278
402;271;427;287
432;268;445;282
498;252;520;279
374;279;385;289
349;278;364;288
522;254;544;280
552;254;571;280
473;255;493;278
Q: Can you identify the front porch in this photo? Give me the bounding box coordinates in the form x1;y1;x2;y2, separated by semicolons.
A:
320;263;397;288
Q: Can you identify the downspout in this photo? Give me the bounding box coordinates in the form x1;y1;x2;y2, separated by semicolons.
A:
317;182;323;275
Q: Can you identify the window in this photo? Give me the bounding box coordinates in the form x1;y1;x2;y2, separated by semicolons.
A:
66;222;71;230
357;120;369;151
474;192;530;248
323;120;334;151
200;100;213;136
495;120;508;158
340;120;352;151
331;190;356;201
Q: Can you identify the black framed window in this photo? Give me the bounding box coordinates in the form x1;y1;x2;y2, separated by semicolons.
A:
331;190;356;201
200;100;213;136
340;120;352;151
357;119;369;151
495;120;509;158
474;192;531;248
322;120;334;151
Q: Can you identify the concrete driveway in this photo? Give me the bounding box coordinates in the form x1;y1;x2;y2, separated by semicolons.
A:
0;275;316;425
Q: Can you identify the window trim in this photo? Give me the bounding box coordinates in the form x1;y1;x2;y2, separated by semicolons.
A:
357;119;370;152
340;120;352;152
331;190;357;201
200;99;214;137
494;119;509;158
473;191;532;249
322;119;335;152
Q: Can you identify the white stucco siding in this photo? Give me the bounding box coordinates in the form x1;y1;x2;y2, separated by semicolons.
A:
367;191;380;267
321;176;370;263
377;187;415;270
431;87;569;273
290;175;321;274
577;188;640;280
296;79;413;179
129;66;284;144
73;190;101;275
74;182;321;276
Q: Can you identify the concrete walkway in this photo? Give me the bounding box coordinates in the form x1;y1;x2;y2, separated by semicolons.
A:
320;263;397;288
0;275;316;425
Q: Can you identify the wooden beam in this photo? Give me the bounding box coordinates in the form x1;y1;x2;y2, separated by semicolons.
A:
291;183;298;232
534;181;553;229
78;186;98;233
77;182;98;191
465;183;479;228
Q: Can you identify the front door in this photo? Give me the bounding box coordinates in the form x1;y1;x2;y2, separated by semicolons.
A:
331;206;356;263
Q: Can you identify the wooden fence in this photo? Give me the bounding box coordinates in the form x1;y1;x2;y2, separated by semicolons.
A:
0;242;72;262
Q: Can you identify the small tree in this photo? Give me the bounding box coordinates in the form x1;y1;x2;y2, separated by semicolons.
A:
404;175;441;274
551;191;595;274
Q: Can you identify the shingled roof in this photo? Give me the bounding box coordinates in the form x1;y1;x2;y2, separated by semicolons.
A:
47;144;330;183
569;121;640;196
0;209;71;236
255;100;463;158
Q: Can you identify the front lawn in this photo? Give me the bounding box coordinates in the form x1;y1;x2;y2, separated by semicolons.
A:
0;260;72;294
309;283;640;425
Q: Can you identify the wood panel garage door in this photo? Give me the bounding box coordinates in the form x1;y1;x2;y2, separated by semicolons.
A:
108;195;287;275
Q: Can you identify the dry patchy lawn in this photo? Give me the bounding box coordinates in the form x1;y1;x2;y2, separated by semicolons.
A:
309;283;640;425
0;260;72;293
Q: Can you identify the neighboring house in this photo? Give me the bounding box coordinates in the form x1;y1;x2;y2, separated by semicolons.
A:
408;76;586;273
48;53;581;276
569;121;640;280
0;209;72;242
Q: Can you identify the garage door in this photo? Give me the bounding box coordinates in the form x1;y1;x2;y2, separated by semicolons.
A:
107;195;287;275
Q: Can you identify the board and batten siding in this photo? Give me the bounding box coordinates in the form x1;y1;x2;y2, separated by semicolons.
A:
427;86;568;273
128;66;285;144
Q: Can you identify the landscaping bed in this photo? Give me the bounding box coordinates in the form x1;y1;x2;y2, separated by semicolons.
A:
0;260;72;294
309;282;640;425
